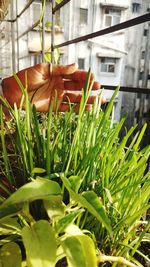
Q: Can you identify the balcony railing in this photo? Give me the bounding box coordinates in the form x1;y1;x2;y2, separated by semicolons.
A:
0;1;149;93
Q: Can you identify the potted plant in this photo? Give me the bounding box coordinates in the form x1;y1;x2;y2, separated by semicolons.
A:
0;73;149;267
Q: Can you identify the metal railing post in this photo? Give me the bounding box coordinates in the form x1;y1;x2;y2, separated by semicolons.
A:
42;0;45;62
51;0;55;63
139;22;150;126
10;1;16;72
16;0;19;71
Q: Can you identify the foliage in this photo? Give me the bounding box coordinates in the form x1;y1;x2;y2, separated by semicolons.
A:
0;72;150;266
55;0;63;4
38;0;60;64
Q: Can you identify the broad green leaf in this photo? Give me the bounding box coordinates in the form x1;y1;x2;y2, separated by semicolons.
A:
44;52;51;63
21;262;27;267
82;191;112;235
0;242;22;267
2;178;61;207
22;220;57;267
45;21;52;29
62;235;97;267
44;195;64;220
60;175;113;236
65;224;83;235
0;217;21;235
55;0;62;4
54;48;60;64
56;210;83;234
0;205;21;220
0;236;19;246
32;168;46;174
56;245;65;264
68;175;84;193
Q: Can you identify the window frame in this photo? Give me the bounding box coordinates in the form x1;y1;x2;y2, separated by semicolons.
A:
79;8;88;26
100;57;117;74
132;3;141;13
103;7;122;27
78;58;85;69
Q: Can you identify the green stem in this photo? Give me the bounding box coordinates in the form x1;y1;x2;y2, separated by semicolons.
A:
98;254;138;267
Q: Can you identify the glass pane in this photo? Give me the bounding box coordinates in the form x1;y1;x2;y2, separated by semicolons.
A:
113;15;121;25
80;8;88;24
101;58;105;63
101;64;107;72
78;58;85;69
104;7;110;14
109;58;116;63
141;51;145;59
109;9;121;15
108;64;115;73
105;15;112;27
132;3;141;13
103;58;116;63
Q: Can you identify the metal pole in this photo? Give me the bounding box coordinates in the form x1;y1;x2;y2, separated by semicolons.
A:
16;0;19;71
142;23;150;88
42;1;45;62
54;13;150;49
52;0;71;13
51;0;55;63
133;24;143;87
11;1;16;72
139;22;150;126
89;0;95;68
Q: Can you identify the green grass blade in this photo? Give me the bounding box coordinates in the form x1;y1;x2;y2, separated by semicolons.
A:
0;106;15;185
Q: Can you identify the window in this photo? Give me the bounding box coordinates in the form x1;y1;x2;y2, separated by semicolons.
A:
78;58;85;69
100;57;117;73
139;72;150;81
139;71;143;80
104;8;121;27
80;8;88;25
141;51;145;59
144;29;148;36
132;3;141;13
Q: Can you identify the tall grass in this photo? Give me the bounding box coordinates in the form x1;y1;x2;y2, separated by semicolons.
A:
0;73;150;266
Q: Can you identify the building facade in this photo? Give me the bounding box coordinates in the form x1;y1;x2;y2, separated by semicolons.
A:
0;0;149;124
59;0;130;120
121;0;150;138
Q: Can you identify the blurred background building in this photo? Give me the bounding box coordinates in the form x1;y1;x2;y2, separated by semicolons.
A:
0;0;150;127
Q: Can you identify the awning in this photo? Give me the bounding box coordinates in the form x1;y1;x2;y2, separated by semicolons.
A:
100;2;129;10
88;39;127;58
